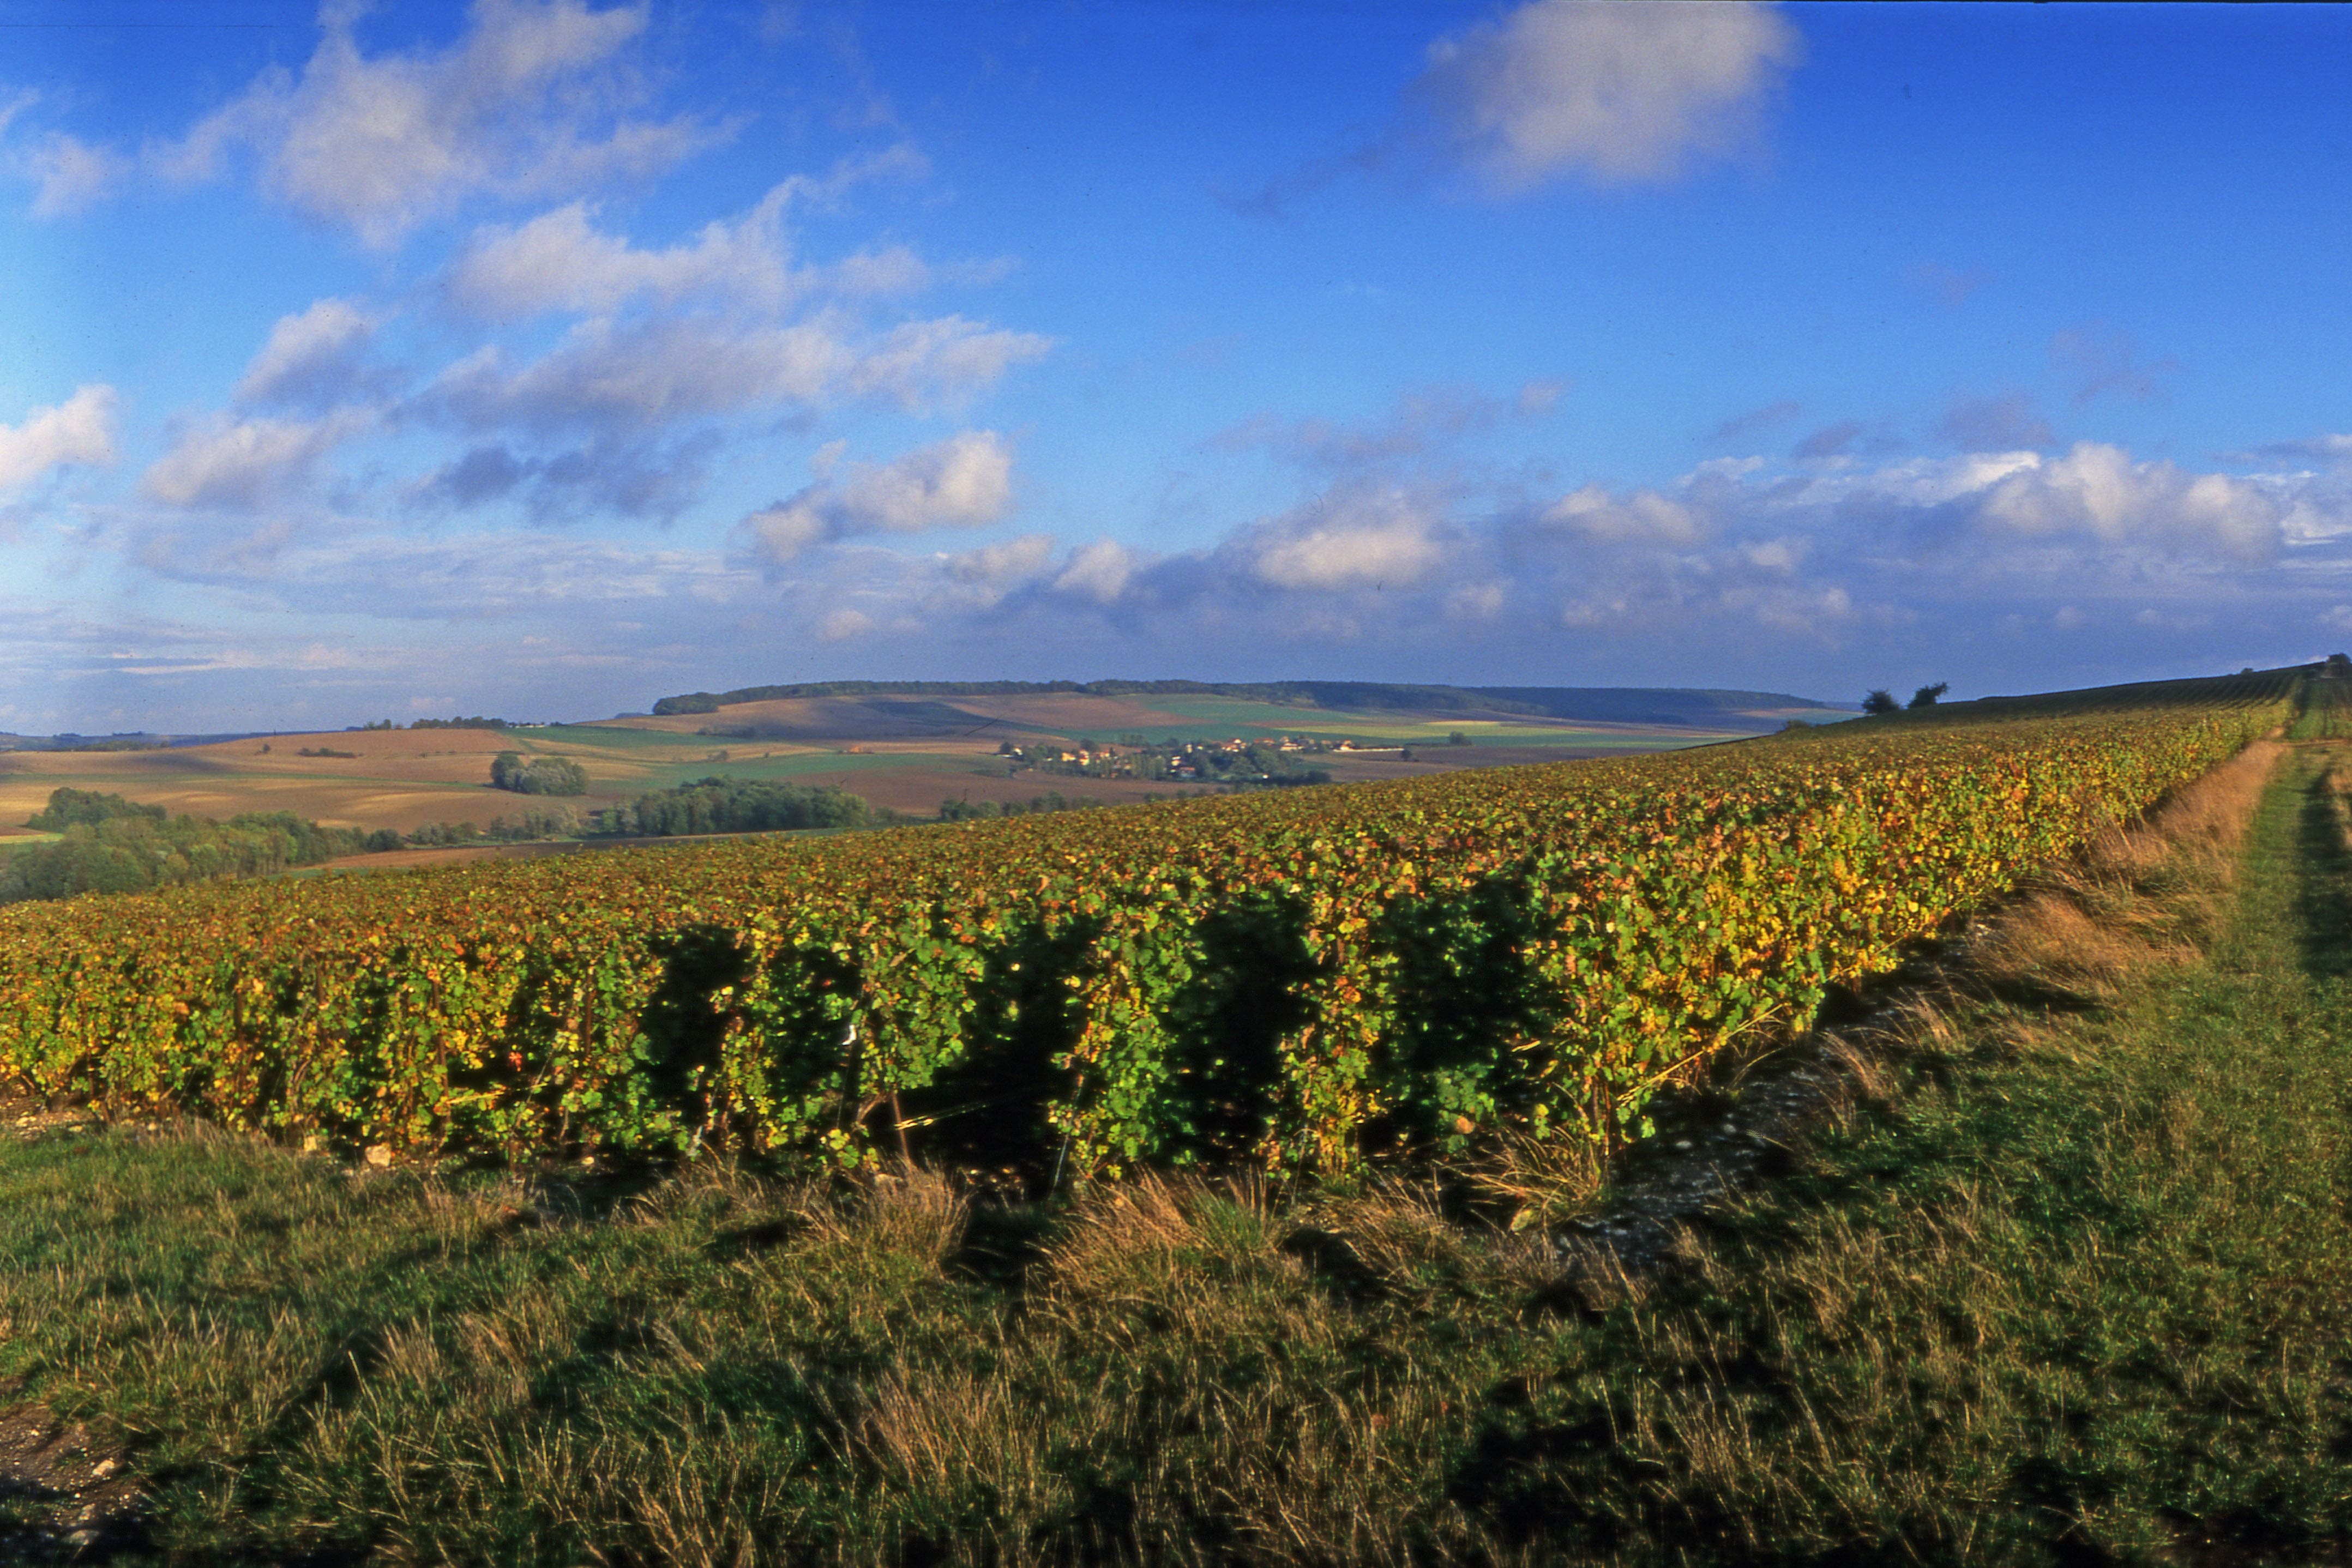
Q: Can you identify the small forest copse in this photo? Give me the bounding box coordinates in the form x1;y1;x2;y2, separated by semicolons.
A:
0;671;2297;1177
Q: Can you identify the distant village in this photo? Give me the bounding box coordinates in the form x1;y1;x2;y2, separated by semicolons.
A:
1000;731;1470;786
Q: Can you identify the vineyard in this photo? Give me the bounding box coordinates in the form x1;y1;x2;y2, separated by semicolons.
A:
0;673;2299;1178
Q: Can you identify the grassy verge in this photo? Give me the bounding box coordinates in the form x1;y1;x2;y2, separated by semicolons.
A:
2;741;2348;1565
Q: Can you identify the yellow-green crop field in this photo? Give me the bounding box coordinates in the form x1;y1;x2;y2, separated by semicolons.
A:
0;672;2297;1177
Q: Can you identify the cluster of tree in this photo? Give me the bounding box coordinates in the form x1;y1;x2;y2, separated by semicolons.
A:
296;746;355;758
410;716;513;731
936;791;1103;822
587;777;886;838
1861;682;1950;716
1;789;372;904
490;752;588;796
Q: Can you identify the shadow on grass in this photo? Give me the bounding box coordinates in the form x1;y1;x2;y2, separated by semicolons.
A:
2292;769;2352;980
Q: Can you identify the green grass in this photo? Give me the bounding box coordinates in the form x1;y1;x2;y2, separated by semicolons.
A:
2288;678;2352;741
3;743;2349;1563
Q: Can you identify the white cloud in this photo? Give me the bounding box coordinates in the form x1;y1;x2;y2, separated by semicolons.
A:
426;314;1046;437
237;298;384;408
157;0;720;246
847;317;1052;409
0;385;118;493
447;191;794;319
1446;581;1506;618
1052;538;1142;604
744;431;1016;564
1541;481;1703;545
1976;442;2282;561
817;607;874;641
1251;490;1445;591
1417;0;1801;190
26;132;127;217
141;411;368;509
445;149;930;319
1804;449;2039;508
947;532;1055;586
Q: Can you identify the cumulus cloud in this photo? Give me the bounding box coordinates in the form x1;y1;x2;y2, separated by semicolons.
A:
1052;538;1143;604
0;385;118;493
1975;442;2281;560
236;298;387;409
1541;481;1702;545
743;431;1016;564
1417;0;1801;190
157;0;722;246
932;533;1060;608
1249;489;1445;591
141;411;368;509
947;533;1056;587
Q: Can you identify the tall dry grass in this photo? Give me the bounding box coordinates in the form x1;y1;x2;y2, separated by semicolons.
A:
1980;739;2281;991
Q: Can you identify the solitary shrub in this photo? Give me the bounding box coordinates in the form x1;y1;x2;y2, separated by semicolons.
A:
1909;682;1951;710
1861;689;1900;716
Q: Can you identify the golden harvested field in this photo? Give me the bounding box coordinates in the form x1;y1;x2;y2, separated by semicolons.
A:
0;690;1759;842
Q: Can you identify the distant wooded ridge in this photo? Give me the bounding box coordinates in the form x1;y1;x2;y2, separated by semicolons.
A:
648;680;1850;727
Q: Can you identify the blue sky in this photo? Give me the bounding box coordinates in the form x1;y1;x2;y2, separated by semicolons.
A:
4;1;2351;732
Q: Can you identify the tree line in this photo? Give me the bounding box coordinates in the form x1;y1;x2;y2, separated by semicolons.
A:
587;776;891;837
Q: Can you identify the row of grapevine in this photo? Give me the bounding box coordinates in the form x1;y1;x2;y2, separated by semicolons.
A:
0;696;2288;1175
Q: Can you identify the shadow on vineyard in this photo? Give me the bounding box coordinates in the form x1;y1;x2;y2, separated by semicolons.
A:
2;676;2349;1564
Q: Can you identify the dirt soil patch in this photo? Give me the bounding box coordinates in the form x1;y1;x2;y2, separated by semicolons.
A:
0;1380;146;1560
